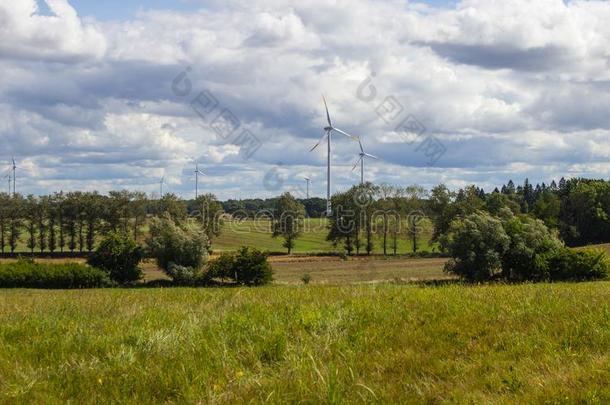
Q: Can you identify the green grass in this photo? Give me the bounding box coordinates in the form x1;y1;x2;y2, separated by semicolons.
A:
5;218;435;254
213;218;436;253
1;282;610;403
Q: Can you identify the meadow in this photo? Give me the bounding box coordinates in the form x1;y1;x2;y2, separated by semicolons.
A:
1;282;610;403
213;218;436;254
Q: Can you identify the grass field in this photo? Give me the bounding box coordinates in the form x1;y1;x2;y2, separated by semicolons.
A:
213;218;436;254
0;255;449;285
6;218;435;255
1;282;610;403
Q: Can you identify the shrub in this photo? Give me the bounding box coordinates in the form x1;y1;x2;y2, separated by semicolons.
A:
205;247;273;286
440;211;510;282
501;213;564;281
0;259;111;289
166;263;199;285
549;248;610;281
88;231;143;284
146;214;209;282
301;273;312;285
442;210;610;283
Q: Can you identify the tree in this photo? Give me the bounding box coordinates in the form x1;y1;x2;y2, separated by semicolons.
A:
192;193;224;248
154;193;187;223
327;188;359;254
440;211;510;282
146;214;209;283
36;196;49;253
8;195;24;253
24;195;37;253
501;210;564;281
0;193;9;254
374;184;395;255
88;231;143;284
272;193;305;254
485;192;520;216
428;184;456;242
533;190;560;229
130;191;148;242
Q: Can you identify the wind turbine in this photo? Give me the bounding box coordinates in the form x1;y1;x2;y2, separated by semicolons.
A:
159;176;165;198
194;162;206;199
304;177;311;199
352;139;378;184
11;157;16;196
310;96;359;216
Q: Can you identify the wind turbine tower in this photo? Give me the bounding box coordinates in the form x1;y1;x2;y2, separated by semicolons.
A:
310;96;359;216
194;163;206;199
304;177;311;199
352;139;378;184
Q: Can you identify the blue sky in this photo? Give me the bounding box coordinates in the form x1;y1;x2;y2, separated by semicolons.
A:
3;0;610;199
53;0;459;20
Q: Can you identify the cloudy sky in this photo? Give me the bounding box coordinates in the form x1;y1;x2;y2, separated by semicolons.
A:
1;0;610;199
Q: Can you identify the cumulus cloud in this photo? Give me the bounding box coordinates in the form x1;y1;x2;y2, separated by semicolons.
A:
1;0;610;198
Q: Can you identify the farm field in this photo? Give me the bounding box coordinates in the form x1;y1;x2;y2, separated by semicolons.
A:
0;255;449;285
213;218;436;254
1;282;610;403
4;218;436;255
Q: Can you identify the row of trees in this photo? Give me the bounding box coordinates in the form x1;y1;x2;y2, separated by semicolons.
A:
428;178;610;247
269;183;428;255
2;176;610;256
0;191;223;254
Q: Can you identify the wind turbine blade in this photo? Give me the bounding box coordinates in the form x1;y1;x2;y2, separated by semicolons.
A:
197;170;206;175
364;153;378;159
309;131;329;152
352;156;363;172
322;95;332;127
358;139;364;153
332;127;359;140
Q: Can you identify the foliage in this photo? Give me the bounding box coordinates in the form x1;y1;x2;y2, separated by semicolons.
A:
0;259;111;288
301;273;312;285
548;248;610;281
272;193;306;254
190;193;224;248
500;211;564;281
440;211;510;282
442;210;610;282
206;246;273;286
145;214;209;281
88;231;143;284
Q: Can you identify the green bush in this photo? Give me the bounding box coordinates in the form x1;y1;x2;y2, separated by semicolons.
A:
205;247;273;286
146;214;209;282
88;231;143;284
549;248;610;281
442;210;610;283
0;259;111;289
440;211;510;282
501;213;564;281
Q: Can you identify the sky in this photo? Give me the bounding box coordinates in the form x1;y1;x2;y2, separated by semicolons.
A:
1;0;610;200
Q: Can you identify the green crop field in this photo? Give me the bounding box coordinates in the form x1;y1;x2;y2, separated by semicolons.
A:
213;218;436;254
5;217;435;255
1;282;610;403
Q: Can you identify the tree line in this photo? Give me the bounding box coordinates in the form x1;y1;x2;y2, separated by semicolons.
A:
1;176;609;255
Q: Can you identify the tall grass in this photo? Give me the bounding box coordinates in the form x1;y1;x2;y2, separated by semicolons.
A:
1;283;609;403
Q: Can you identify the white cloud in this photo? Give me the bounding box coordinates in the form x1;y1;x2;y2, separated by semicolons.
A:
1;0;610;199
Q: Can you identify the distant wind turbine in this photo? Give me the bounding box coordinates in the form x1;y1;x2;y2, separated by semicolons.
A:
194;162;206;199
310;96;359;216
159;176;165;198
304;177;311;199
11;158;15;196
352;139;378;184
